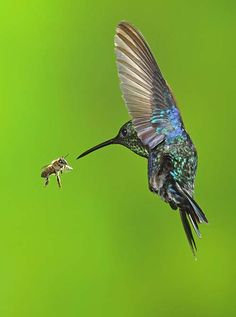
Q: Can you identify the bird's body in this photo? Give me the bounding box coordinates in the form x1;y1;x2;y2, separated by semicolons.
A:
77;22;208;255
116;120;198;204
148;134;197;204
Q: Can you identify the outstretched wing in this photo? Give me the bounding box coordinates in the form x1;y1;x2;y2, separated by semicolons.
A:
115;21;185;149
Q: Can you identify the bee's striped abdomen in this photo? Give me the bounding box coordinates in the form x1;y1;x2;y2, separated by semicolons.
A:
41;165;55;178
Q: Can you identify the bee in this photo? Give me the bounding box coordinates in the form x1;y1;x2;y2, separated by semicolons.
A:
41;156;73;188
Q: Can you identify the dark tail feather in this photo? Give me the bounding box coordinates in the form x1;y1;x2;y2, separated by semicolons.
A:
182;188;208;224
175;182;208;224
180;209;197;256
175;182;208;255
188;212;201;238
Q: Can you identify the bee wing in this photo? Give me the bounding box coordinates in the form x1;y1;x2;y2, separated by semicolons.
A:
41;165;49;170
64;165;73;172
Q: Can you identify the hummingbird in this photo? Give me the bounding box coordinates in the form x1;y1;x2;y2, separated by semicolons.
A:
77;21;208;255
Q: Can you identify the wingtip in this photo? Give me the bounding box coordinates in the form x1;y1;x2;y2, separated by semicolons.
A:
115;21;138;36
116;20;132;29
115;21;130;42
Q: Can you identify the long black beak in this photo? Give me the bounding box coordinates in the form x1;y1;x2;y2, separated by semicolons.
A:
77;138;115;159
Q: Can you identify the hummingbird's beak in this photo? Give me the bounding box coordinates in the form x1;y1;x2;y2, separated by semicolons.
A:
77;138;115;159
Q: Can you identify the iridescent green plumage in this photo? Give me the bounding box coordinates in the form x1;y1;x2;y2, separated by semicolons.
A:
114;21;208;254
77;21;208;255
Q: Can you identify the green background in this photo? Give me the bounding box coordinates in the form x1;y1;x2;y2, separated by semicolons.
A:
0;0;235;316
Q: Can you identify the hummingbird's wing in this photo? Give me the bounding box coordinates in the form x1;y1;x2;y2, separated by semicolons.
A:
115;21;184;149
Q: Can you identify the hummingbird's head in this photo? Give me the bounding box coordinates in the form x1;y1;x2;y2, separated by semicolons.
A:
77;121;149;159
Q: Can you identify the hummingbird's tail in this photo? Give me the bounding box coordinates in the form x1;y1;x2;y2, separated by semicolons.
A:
179;209;197;255
177;184;208;256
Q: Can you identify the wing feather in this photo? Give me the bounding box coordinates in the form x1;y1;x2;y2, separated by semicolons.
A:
115;21;184;149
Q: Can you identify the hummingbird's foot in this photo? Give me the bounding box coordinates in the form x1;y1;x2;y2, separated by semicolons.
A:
169;202;178;210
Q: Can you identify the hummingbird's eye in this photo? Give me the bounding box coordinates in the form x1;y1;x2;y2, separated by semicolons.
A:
121;128;127;137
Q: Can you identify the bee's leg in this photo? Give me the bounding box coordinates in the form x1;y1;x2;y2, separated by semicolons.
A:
45;177;49;186
61;165;65;174
56;173;61;188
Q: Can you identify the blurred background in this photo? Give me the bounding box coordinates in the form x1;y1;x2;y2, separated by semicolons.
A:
0;0;235;316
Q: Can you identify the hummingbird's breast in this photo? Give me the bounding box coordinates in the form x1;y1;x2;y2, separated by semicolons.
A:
149;135;197;206
169;137;198;192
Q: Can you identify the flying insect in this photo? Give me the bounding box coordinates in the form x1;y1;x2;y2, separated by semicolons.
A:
41;156;72;188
